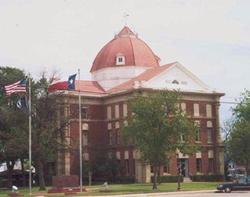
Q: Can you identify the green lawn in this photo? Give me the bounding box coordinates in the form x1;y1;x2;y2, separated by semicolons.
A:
0;182;219;197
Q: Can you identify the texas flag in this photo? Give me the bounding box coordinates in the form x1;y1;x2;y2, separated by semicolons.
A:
68;74;77;90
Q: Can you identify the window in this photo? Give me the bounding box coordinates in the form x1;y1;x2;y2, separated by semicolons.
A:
196;159;202;173
181;103;186;113
195;121;200;142
206;104;212;118
208;159;214;173
207;128;213;143
116;55;125;65
150;165;154;173
194;103;200;117
125;159;130;175
60;106;64;118
107;106;112;119
70;104;78;118
83;152;89;161
180;134;185;142
115;104;119;118
196;127;200;142
82;123;88;130
163;164;170;173
207;121;213;143
116;151;121;160
83;131;88;146
81;107;88;119
116;130;121;145
123;103;128;117
108;131;113;145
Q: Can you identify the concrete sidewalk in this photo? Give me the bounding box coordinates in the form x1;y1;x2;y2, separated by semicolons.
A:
77;189;216;197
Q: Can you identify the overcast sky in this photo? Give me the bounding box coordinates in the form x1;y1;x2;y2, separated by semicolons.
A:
0;0;250;123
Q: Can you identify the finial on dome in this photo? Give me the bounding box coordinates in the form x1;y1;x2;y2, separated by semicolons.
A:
123;12;129;26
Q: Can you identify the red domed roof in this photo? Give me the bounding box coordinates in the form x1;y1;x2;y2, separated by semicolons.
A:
90;26;160;72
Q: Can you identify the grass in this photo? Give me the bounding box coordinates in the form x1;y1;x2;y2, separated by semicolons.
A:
0;182;219;197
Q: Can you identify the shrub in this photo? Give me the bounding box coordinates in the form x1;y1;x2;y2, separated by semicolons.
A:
151;175;183;183
190;174;224;182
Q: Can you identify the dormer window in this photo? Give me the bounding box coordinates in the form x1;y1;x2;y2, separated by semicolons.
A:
116;54;125;65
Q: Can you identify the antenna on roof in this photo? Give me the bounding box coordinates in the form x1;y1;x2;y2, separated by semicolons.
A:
123;12;129;26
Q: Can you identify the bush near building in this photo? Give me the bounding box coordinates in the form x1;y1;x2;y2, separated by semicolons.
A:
190;174;224;182
151;175;184;183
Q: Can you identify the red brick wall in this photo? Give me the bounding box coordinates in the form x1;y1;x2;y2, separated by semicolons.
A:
67;97;221;178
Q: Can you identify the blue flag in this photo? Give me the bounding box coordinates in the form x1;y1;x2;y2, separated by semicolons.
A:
68;74;77;90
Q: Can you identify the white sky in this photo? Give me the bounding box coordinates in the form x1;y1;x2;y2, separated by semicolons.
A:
0;0;250;123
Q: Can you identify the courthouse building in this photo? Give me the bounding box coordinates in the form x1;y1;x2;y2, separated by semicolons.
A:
49;26;224;182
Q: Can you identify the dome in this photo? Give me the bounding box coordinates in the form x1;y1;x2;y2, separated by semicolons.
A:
90;26;160;72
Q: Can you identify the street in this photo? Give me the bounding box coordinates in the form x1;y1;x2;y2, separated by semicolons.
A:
90;191;250;197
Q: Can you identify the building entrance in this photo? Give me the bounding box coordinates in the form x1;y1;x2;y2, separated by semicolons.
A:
177;159;189;177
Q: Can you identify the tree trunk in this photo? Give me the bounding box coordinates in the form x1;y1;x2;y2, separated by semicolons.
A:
20;158;26;187
152;165;158;190
38;160;46;190
6;161;15;188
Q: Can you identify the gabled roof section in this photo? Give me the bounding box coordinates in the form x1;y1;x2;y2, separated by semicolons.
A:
108;62;176;93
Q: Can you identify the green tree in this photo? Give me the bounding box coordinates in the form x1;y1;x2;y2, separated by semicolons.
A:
123;90;198;190
228;90;250;174
0;66;28;187
31;73;68;190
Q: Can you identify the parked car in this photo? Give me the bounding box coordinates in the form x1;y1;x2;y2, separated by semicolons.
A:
217;176;250;193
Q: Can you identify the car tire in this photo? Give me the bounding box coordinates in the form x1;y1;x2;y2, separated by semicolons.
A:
224;187;232;193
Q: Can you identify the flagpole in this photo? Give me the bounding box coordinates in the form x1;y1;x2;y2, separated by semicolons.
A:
28;75;32;195
78;69;83;192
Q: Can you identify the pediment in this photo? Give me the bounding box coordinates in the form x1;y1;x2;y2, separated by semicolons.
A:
144;62;213;93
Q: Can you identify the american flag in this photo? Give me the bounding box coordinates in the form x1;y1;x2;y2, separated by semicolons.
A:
4;79;27;96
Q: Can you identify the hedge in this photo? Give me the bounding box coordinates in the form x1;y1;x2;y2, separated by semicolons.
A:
190;174;224;182
151;175;183;183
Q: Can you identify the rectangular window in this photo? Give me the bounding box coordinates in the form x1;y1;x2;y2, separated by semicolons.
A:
81;107;88;119
207;128;213;143
115;104;119;118
163;164;170;173
206;104;212;118
150;165;154;173
70;104;78;118
181;103;186;113
196;158;202;173
108;131;112;145
123;103;128;117
208;158;214;173
194;103;200;117
195;121;200;142
196;127;200;142
116;130;121;145
83;132;88;146
107;106;112;119
125;159;130;175
180;134;185;142
60;106;65;118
